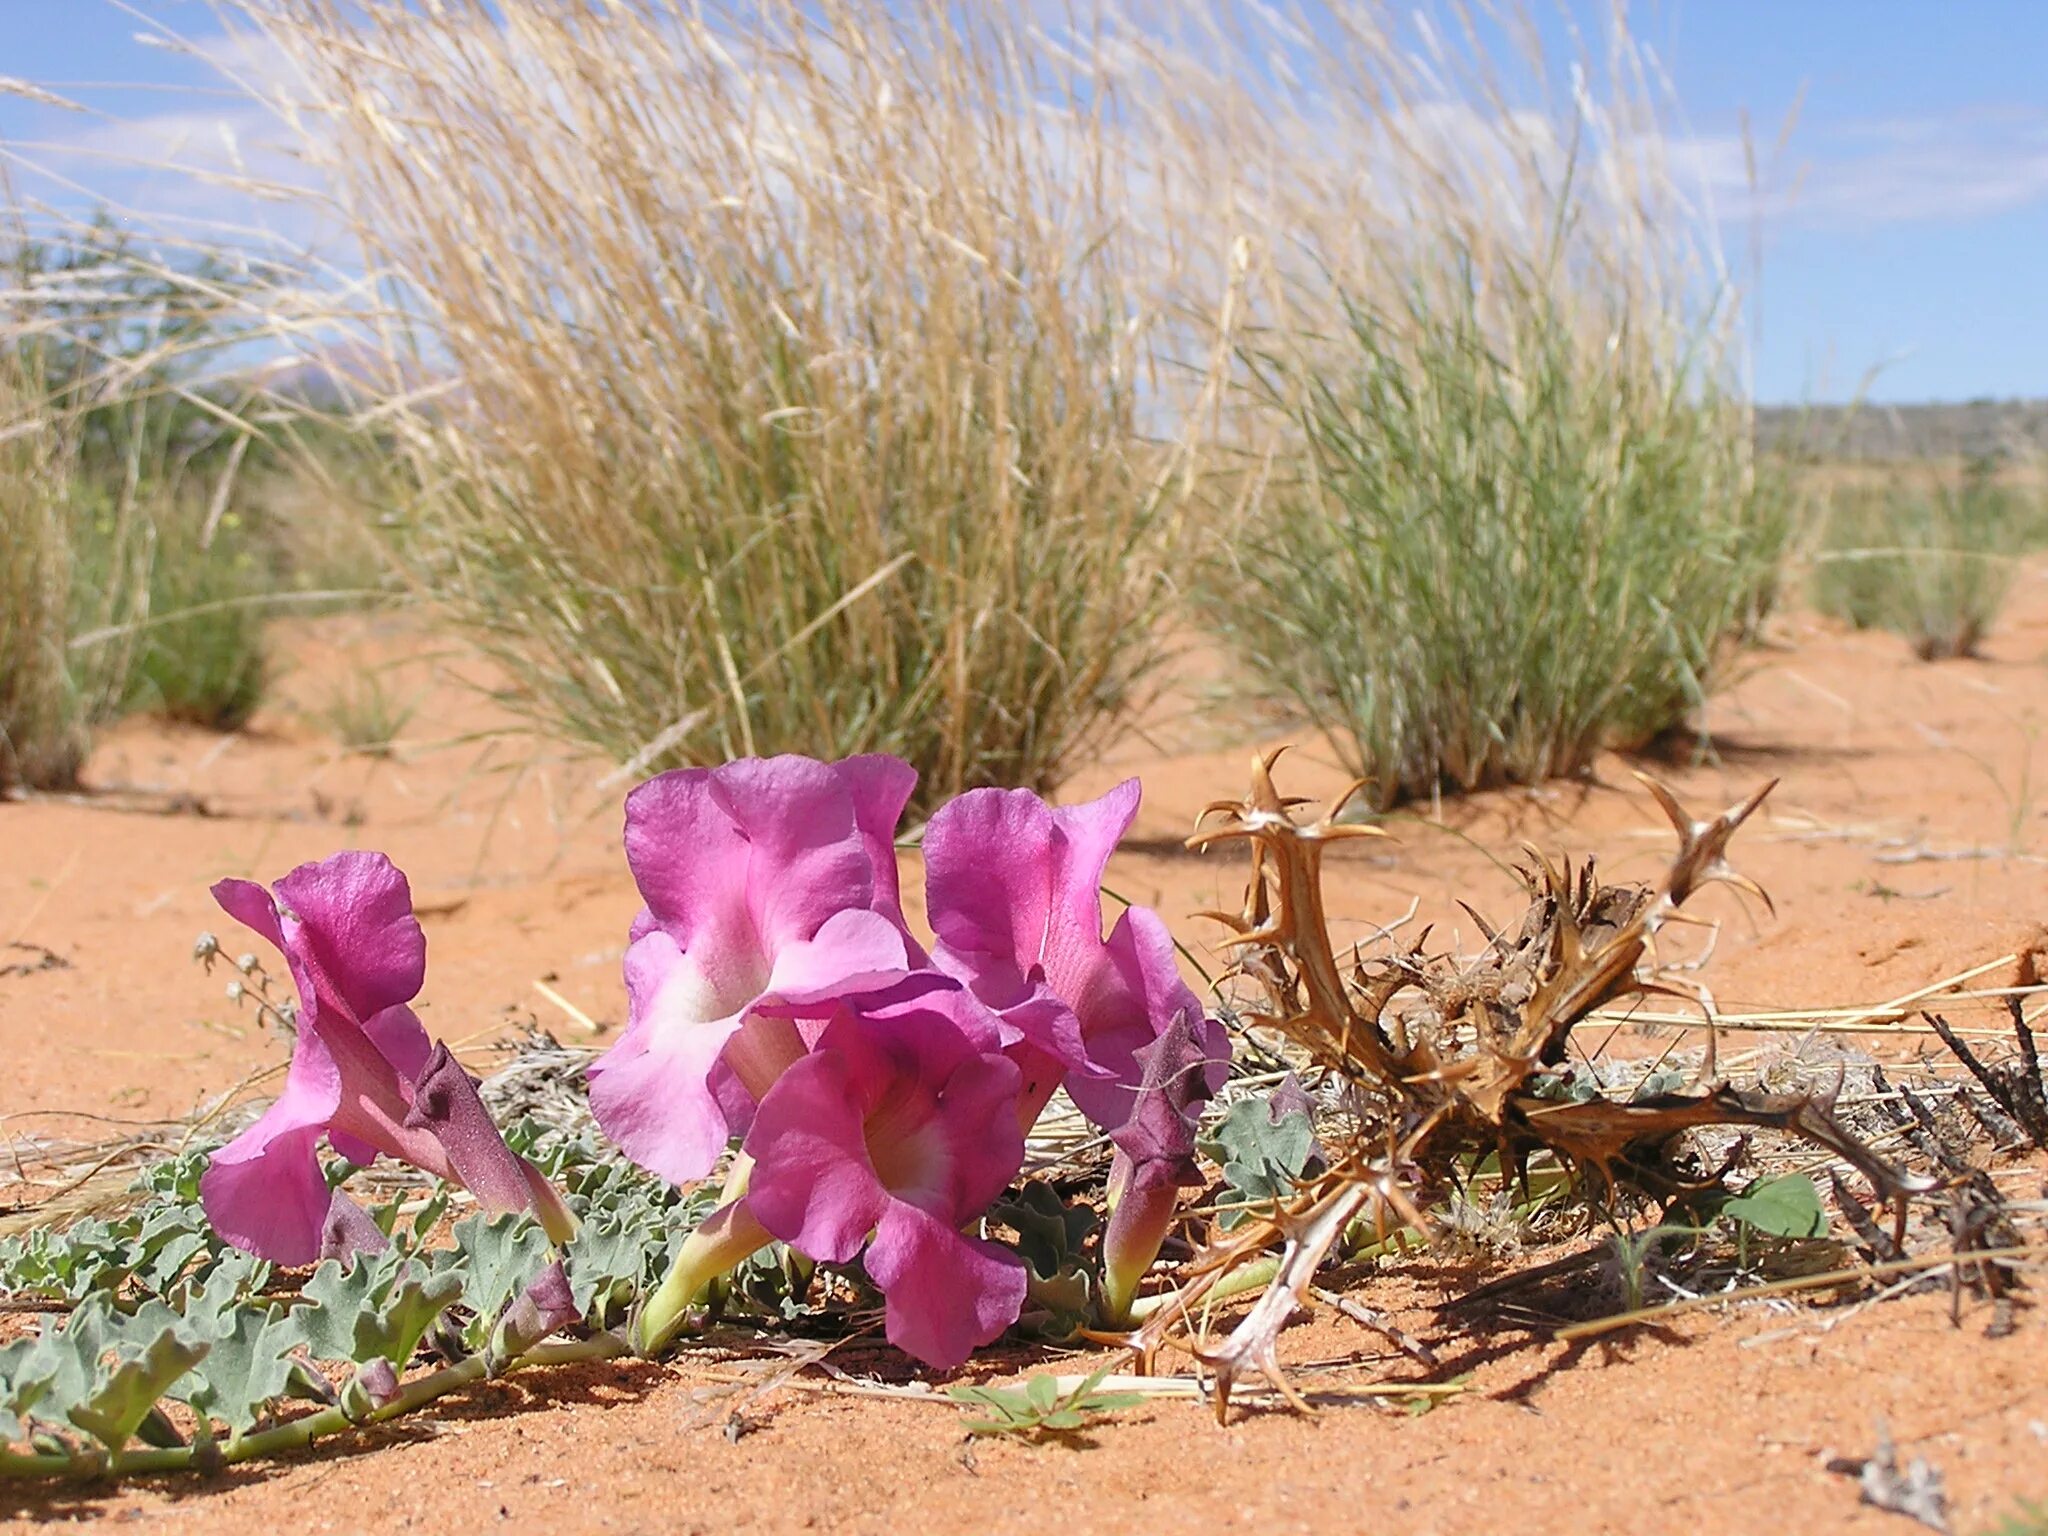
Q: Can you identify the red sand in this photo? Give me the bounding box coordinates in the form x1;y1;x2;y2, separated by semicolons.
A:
4;570;2048;1533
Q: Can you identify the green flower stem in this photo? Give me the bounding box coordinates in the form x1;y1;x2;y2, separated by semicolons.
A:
632;1193;773;1358
0;1335;630;1482
1098;1176;1180;1329
1123;1177;1570;1326
1125;1254;1281;1324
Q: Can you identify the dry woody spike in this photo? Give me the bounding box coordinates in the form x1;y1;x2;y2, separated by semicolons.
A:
1131;750;1937;1420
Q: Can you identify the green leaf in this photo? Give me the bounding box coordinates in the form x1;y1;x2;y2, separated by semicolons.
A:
948;1367;1145;1439
2;1295;123;1437
68;1328;208;1456
989;1182;1097;1280
0;1334;63;1443
1199;1092;1321;1229
350;1268;463;1369
298;1252;402;1362
1722;1174;1829;1240
564;1206;667;1323
408;1190;453;1249
452;1213;550;1338
175;1303;303;1437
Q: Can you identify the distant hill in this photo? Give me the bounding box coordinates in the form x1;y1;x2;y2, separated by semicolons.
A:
1756;400;2048;461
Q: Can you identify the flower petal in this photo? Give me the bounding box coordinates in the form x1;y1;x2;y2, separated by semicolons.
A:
199;1038;344;1265
622;770;760;995
324;1002;436;1169
490;1260;580;1362
761;907;918;1004
319;1188;392;1262
923;780;1138;985
403;1041;544;1216
743;1047;889;1265
709;756;882;954
830;754;918;929
865;1202;1026;1370
1106;1006;1213;1182
587;929;745;1183
210;877;285;954
1064;905;1222;1132
361;1000;435;1085
1040;780;1142;989
928;1050;1026;1218
270;851;427;1025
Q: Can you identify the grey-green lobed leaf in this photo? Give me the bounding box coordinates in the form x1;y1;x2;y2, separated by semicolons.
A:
450;1213;551;1339
68;1328;210;1456
174;1301;305;1437
350;1269;464;1370
1198;1092;1322;1229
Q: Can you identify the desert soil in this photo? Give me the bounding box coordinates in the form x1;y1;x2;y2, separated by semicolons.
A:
4;573;2048;1534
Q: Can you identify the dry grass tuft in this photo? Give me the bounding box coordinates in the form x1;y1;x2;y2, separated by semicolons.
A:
231;0;1192;812
1809;459;2040;660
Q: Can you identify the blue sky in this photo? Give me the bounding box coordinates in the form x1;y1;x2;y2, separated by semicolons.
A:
3;0;2045;404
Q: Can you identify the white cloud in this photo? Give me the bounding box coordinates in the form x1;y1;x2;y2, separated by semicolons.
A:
1673;106;2048;228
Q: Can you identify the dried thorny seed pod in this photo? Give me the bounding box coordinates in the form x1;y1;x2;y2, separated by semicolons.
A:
1133;747;1933;1421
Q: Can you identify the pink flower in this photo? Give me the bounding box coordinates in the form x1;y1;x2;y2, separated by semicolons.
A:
1098;1008;1217;1322
742;992;1028;1368
201;852;573;1264
587;755;927;1186
922;779;1230;1131
633;989;1029;1368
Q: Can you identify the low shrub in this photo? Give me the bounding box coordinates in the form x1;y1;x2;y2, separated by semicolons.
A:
122;514;272;731
1810;462;2032;659
0;361;90;792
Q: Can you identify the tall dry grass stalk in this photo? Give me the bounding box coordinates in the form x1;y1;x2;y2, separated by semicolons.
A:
0;349;86;793
229;0;1190;812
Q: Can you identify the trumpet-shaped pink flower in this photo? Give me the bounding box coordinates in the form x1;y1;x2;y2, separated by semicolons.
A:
922;779;1229;1131
201;852;573;1264
587;755;927;1186
743;993;1027;1369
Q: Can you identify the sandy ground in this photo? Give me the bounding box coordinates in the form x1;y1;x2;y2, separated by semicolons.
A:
4;571;2048;1533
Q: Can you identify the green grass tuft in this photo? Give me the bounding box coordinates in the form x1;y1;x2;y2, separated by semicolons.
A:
1209;257;1788;809
1809;463;2035;659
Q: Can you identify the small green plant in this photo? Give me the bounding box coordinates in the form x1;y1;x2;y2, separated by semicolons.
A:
0;356;91;793
119;513;272;731
1199;1085;1321;1230
3;208;288;774
1984;1499;2048;1536
1810;463;2032;659
314;670;419;757
947;1364;1148;1440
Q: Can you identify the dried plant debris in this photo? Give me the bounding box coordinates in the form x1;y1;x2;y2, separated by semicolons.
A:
1127;749;1950;1419
0;943;71;979
1929;1003;2048;1150
1828;1422;1951;1533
